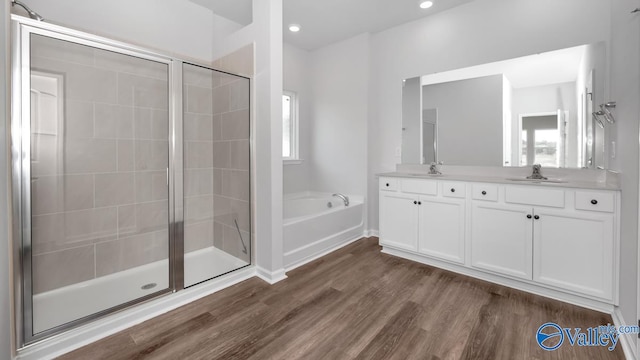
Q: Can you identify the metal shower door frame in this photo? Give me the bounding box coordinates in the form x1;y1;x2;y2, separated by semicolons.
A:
10;15;182;346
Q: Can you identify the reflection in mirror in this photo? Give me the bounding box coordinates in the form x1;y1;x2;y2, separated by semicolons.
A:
401;77;420;164
401;42;607;169
519;113;563;167
422;109;437;164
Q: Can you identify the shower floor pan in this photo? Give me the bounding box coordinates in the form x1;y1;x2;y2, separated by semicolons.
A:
32;246;248;334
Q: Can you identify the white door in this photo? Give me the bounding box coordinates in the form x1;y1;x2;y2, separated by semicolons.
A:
418;197;465;264
533;209;614;300
379;192;419;251
471;203;533;280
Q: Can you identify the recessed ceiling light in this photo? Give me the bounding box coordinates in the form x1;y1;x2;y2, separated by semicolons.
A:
289;24;301;32
419;1;433;9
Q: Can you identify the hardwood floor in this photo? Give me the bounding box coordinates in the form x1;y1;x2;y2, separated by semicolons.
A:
59;237;625;360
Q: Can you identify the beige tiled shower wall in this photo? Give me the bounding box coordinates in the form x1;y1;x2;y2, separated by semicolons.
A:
183;64;250;263
30;35;170;294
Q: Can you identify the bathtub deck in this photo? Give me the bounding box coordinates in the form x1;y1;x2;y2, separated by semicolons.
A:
59;237;623;360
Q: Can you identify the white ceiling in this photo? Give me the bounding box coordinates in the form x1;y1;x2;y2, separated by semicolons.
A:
190;0;475;51
190;0;253;26
421;45;588;89
284;0;475;50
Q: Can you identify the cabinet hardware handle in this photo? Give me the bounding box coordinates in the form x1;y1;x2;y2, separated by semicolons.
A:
450;188;455;192
591;199;598;205
418;201;422;205
527;214;532;219
481;191;487;195
386;183;390;187
414;201;417;205
534;215;540;220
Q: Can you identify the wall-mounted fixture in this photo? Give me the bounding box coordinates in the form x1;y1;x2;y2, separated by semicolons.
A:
592;112;605;128
419;1;434;9
593;101;616;126
11;0;44;21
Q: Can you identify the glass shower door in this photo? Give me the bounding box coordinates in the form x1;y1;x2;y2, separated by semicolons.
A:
183;63;251;287
24;32;172;340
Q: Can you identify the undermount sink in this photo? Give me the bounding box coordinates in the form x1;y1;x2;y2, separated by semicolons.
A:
506;178;568;184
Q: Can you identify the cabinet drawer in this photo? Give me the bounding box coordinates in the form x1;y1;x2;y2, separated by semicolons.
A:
379;177;398;191
442;182;466;198
472;184;498;201
401;179;438;195
505;186;565;208
575;191;615;213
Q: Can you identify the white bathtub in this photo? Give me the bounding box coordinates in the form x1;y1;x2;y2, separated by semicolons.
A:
33;247;248;333
283;192;365;270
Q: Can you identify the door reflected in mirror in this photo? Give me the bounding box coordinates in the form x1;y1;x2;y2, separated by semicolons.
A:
519;112;564;167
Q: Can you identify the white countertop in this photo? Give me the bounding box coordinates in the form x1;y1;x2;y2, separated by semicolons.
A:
377;170;620;191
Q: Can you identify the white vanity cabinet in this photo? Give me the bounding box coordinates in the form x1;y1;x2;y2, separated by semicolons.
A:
532;204;615;300
378;175;620;309
379;191;419;251
470;202;533;280
418;186;465;264
379;178;465;263
469;185;564;281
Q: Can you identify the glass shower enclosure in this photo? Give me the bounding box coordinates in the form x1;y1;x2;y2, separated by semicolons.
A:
11;16;251;346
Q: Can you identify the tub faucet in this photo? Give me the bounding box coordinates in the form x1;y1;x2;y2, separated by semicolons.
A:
332;193;350;207
526;164;547;180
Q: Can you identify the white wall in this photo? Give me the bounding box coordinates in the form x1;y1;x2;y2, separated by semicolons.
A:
609;0;640;356
200;0;285;280
401;77;421;164
310;33;369;200
1;1;14;358
283;43;313;194
21;0;242;63
283;33;370;211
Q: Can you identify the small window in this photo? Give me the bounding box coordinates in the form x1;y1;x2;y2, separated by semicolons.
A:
283;91;299;160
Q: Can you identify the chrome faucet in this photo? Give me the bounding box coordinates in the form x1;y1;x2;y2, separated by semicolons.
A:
428;161;443;175
332;193;349;207
526;164;547;180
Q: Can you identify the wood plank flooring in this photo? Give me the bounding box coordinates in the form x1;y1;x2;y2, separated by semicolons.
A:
58;237;625;360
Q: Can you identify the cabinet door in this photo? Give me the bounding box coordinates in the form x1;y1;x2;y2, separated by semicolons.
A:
418;197;465;264
471;203;533;280
379;192;419;251
533;209;614;300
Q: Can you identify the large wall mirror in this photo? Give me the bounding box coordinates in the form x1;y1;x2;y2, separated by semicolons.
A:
401;42;608;169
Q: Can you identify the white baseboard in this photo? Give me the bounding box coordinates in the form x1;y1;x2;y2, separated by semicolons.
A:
612;307;637;360
255;267;288;285
284;233;365;272
17;267;257;360
364;229;379;238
